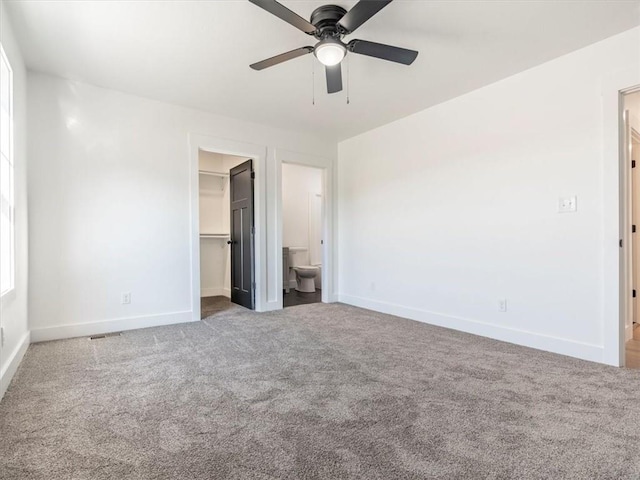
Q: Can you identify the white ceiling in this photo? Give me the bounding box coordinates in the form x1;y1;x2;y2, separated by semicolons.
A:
6;0;640;141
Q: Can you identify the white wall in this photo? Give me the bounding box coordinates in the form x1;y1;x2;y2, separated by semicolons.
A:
0;0;30;400
28;72;336;341
338;27;640;365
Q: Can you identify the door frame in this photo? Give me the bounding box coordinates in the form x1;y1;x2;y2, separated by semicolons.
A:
629;124;640;342
604;62;640;366
189;134;267;318
620;87;640;365
275;149;336;309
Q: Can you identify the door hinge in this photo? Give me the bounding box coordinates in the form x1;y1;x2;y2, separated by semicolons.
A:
634;225;637;233
620;239;624;248
252;281;256;290
633;160;636;168
251;226;255;235
634;290;637;298
251;171;255;179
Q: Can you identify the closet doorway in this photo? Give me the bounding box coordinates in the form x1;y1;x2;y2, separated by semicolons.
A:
199;150;254;317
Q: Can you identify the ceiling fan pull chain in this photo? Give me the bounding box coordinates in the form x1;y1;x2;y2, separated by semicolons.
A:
312;55;315;106
347;55;350;105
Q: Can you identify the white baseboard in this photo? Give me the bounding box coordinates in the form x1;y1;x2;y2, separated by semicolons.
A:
30;311;195;343
262;300;282;312
0;331;30;402
338;294;604;364
201;287;230;298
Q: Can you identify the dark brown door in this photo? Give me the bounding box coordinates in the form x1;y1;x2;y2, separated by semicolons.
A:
229;160;255;309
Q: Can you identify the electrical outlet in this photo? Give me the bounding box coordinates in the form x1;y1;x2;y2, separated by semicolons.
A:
558;196;577;213
122;292;131;305
498;298;507;312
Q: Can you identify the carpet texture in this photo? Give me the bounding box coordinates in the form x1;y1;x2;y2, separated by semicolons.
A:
2;301;640;479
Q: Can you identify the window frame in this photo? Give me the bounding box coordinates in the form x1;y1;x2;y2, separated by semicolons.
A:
1;43;15;298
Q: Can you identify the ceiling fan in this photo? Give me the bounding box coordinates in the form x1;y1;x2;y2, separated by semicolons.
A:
248;0;419;94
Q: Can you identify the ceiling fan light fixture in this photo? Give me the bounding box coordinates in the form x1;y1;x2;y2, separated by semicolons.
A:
314;38;346;66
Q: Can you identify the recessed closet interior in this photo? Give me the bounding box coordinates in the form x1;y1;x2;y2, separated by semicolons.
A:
199;150;249;316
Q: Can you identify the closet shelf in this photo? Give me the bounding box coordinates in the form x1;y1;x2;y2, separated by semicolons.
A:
200;233;230;239
199;170;229;178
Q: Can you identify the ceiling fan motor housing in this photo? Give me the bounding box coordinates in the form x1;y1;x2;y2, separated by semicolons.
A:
310;5;348;39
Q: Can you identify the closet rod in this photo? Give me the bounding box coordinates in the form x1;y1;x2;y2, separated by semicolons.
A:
200;233;230;238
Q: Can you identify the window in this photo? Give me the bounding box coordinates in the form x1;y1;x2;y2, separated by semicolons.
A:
1;45;14;296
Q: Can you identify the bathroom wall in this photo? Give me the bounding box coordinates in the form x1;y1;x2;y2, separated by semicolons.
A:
282;163;322;285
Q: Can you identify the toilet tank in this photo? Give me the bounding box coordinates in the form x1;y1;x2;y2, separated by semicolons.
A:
288;247;309;267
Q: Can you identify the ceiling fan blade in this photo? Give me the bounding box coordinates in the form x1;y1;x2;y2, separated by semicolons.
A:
348;39;418;65
326;64;343;94
250;46;314;70
337;0;393;34
248;0;317;34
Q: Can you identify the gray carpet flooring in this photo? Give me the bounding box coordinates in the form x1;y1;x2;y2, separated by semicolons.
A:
2;302;640;479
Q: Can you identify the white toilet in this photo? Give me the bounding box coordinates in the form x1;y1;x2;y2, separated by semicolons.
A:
288;247;320;293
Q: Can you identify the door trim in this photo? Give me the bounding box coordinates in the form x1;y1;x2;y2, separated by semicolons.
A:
621;89;640;363
603;62;640;366
189;134;267;318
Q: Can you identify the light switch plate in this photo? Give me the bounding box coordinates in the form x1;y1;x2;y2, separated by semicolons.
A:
498;298;507;312
558;196;577;213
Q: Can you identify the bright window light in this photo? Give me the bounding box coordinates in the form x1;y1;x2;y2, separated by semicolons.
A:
1;44;14;296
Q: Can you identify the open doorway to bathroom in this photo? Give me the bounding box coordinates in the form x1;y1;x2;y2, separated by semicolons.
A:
624;89;640;368
198;150;254;318
282;163;324;308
